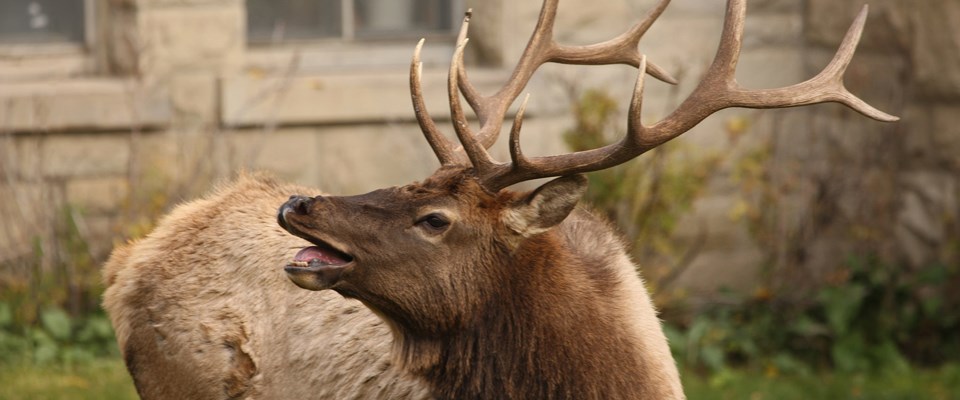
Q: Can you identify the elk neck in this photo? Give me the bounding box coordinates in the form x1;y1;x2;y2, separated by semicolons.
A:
392;213;676;399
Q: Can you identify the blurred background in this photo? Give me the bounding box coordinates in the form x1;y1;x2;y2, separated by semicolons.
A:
0;0;958;398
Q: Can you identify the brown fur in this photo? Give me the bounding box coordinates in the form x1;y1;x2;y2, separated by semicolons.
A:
105;168;683;399
278;167;684;399
102;173;431;399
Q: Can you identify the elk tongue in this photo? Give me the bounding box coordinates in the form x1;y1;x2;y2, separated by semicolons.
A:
286;245;350;291
294;246;347;265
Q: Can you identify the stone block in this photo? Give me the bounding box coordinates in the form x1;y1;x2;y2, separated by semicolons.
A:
221;128;320;186
742;13;803;48
748;0;802;14
66;177;129;214
245;41;455;73
808;0;955;99
736;47;805;88
114;0;241;8
225;123;437;194
639;15;722;65
225;115;570;194
805;0;908;54
896;171;958;266
169;73;218;123
901;105;936;165
911;1;960;99
552;0;637;44
306;123;440;194
137;5;243;77
901;103;960;169
41;133;131;178
676;247;764;294
927;105;960;167
636;0;725;17
0;79;171;132
221;68;510;126
0;54;90;83
223;116;581;195
638;0;801;18
4;135;42;181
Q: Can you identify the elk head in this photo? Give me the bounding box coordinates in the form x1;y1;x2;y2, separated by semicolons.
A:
279;166;586;337
278;0;896;342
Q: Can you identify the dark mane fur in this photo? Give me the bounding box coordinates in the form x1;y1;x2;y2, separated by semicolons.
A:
397;208;663;399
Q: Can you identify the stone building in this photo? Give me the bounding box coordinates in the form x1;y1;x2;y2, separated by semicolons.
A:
0;0;956;300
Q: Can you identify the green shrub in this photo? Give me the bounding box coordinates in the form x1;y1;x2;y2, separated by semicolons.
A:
0;302;119;365
667;256;960;375
563;86;960;377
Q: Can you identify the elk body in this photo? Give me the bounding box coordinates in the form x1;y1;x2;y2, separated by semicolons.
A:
102;175;432;399
103;0;895;399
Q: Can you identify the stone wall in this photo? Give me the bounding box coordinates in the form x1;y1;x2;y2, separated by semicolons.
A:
1;0;955;299
799;0;959;269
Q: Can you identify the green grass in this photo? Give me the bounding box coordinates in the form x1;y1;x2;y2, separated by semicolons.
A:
3;357;960;399
0;358;137;400
683;365;960;400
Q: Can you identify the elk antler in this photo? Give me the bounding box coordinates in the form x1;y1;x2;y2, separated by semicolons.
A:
415;0;898;191
411;0;676;167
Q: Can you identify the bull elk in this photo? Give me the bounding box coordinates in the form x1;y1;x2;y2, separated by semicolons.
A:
103;0;896;398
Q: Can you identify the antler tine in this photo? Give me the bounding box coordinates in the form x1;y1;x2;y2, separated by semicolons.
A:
450;0;562;152
480;0;898;191
720;4;898;122
452;0;677;152
449;39;498;173
508;94;532;168
644;1;898;144
454;10;484;117
410;39;459;165
484;56;651;190
548;0;675;83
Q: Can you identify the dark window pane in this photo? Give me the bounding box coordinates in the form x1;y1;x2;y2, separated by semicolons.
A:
355;0;452;38
0;0;85;44
247;0;342;44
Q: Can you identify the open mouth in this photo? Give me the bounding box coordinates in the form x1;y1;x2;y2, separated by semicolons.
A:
284;238;355;290
287;239;354;268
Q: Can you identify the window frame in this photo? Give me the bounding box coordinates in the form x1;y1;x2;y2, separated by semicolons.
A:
0;0;97;57
246;0;464;47
244;0;466;75
0;0;98;83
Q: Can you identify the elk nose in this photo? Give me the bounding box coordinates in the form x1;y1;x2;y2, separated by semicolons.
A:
278;195;314;228
287;195;313;215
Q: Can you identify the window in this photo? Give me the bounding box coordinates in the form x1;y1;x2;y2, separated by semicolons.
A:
247;0;458;44
0;0;87;45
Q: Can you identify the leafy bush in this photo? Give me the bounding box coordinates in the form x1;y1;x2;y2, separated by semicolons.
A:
563;86;960;378
0;303;119;365
0;205;121;365
667;256;960;375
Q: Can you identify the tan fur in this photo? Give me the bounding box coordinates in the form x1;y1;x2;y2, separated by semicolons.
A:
104;169;684;399
102;173;431;399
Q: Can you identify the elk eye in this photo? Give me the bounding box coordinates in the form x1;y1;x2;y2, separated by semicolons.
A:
418;213;450;231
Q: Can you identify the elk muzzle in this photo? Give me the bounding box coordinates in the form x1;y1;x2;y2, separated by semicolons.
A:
278;195;355;291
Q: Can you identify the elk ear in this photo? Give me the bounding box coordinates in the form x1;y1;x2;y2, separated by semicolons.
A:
503;174;587;238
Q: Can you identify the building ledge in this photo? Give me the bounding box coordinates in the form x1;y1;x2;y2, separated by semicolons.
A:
0;78;171;132
220;67;526;126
